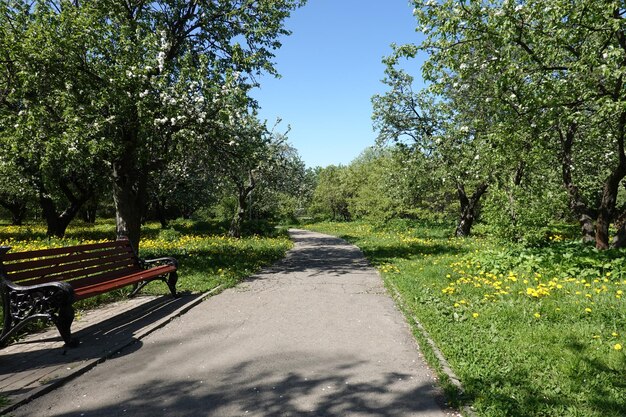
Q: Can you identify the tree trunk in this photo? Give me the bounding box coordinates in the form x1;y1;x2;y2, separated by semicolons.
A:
455;182;488;237
38;181;92;238
229;195;247;238
558;123;597;244
0;198;27;225
595;171;625;249
81;200;98;223
154;197;169;229
229;172;256;238
597;111;626;249
112;162;146;252
39;194;82;237
612;211;626;248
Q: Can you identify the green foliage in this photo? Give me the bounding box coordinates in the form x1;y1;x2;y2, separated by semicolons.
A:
306;220;626;417
403;0;626;246
0;0;306;246
308;164;352;221
479;172;571;243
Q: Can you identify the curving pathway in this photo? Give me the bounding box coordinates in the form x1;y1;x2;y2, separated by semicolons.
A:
13;229;454;417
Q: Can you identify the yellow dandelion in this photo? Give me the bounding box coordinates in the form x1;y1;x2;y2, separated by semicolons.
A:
614;343;623;351
472;312;479;318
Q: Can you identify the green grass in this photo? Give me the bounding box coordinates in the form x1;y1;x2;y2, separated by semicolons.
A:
305;220;626;417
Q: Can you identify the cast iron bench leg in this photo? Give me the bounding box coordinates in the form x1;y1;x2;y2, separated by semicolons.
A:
53;301;79;348
167;271;178;298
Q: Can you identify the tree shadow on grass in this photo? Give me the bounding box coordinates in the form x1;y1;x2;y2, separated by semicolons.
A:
336;234;467;265
562;336;626;416
459;337;626;417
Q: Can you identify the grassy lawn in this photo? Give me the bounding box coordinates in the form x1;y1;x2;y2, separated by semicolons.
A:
0;219;292;333
305;220;626;417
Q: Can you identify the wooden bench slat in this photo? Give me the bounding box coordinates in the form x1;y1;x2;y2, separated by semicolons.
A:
1;239;178;348
3;246;135;273
1;240;130;262
73;265;176;300
7;253;137;283
17;262;141;288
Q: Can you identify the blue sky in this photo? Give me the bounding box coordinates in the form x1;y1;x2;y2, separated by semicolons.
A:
250;1;425;168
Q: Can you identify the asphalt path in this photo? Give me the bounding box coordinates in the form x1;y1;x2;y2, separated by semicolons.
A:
12;229;452;417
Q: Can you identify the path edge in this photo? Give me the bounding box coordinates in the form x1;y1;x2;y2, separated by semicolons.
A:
385;281;479;417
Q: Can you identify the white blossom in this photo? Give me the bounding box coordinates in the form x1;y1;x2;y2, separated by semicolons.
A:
157;51;166;72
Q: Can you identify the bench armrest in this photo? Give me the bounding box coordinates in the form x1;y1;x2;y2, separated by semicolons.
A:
1;276;74;347
1;277;74;313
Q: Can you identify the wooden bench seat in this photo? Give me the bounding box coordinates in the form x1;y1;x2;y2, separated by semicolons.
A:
0;239;178;348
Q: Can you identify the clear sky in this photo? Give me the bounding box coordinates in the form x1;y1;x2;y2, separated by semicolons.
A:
250;0;425;169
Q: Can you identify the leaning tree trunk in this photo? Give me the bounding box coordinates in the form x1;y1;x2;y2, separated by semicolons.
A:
455;182;488;237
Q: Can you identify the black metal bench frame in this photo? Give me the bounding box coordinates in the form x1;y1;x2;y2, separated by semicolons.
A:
0;239;178;348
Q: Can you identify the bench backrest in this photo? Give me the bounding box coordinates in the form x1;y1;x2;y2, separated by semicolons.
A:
0;240;140;287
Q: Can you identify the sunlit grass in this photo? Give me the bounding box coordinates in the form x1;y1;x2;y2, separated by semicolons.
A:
306;220;626;417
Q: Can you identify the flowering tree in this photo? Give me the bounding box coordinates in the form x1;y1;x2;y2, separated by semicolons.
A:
1;0;304;249
377;0;626;246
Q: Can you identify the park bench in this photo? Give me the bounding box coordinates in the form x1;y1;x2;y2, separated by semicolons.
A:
0;239;178;348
